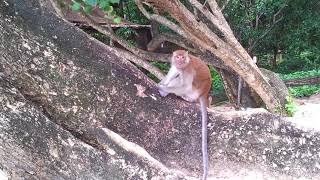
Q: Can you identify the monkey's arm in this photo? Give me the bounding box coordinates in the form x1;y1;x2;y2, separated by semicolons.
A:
158;66;182;97
157;81;186;95
157;77;183;97
159;66;180;86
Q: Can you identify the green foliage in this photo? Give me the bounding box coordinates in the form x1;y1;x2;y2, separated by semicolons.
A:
224;0;286;45
284;96;297;116
110;0;120;3
71;2;81;11
279;70;320;97
69;0;121;23
150;61;170;73
116;0;148;24
145;61;170;82
288;85;320;98
273;0;320;72
224;0;320;72
83;4;92;13
89;31;110;44
209;66;224;95
279;69;320;80
114;27;137;45
113;17;121;24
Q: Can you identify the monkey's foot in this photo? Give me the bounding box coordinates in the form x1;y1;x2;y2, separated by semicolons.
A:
156;84;169;97
159;90;169;97
181;96;195;102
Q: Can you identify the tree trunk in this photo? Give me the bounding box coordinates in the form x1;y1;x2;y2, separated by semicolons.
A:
1;0;320;179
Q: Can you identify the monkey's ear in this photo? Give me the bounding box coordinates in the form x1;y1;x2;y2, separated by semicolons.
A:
185;51;189;56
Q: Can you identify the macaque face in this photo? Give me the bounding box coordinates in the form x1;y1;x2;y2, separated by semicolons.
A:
173;51;189;69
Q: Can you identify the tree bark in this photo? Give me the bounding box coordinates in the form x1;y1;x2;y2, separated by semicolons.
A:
1;0;320;179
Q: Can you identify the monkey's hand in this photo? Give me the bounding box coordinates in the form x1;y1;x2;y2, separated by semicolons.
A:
156;84;169;97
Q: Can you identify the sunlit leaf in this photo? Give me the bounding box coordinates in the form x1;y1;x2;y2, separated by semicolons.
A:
71;2;81;11
113;17;121;24
98;0;109;9
83;4;93;13
104;5;113;13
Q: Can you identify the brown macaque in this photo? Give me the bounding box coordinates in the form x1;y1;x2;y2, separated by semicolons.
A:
157;50;211;180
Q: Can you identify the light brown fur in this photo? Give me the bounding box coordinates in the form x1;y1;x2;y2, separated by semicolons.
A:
158;50;211;180
173;50;211;107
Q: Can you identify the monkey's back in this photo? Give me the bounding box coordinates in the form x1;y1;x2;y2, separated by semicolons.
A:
187;55;212;100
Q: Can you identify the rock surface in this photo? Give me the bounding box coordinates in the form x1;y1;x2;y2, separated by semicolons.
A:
1;0;320;179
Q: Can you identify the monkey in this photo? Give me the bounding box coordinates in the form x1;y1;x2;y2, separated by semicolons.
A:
157;50;211;180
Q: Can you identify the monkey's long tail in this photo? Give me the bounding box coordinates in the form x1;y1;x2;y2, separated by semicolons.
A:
199;96;208;180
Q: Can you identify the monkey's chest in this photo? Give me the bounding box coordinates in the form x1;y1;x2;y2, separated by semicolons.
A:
177;75;200;102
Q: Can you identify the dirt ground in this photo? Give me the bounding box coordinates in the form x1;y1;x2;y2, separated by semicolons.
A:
289;92;320;131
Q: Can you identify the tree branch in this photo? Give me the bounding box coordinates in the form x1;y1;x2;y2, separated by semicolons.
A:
49;0;173;80
147;33;200;53
248;12;284;52
203;0;253;61
188;0;233;38
150;20;160;38
136;0;245;70
135;0;189;39
44;0;227;71
113;48;165;80
137;0;228;55
80;12;166;79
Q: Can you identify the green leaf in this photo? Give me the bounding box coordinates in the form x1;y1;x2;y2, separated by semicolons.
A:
113;17;121;24
98;0;109;9
110;0;120;3
104;5;113;13
84;0;97;6
83;4;93;13
109;10;116;17
71;2;81;11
